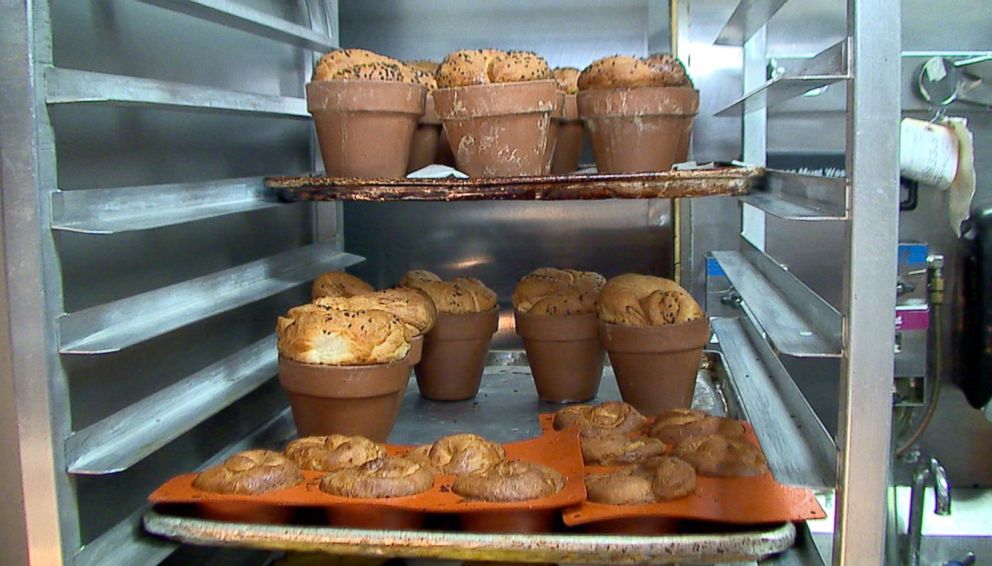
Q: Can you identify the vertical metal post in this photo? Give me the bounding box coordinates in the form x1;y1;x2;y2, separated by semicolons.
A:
833;0;901;563
0;1;74;564
740;24;767;252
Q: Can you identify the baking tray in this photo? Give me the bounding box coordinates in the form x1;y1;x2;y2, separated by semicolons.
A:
143;350;801;563
264;166;762;202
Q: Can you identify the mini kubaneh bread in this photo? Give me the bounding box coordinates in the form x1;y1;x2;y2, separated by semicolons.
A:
553;67;581;94
584;456;696;504
597;273;703;326
404;444;435;472
312;271;375;300
648;409;746;444
513;268;605;315
553;401;647;438
428;433;506;475
193;450;303;495
314;287;438;336
580;434;667;465
577;53;691;91
584;467;655;505
399;270;497;314
452;460;564;502
276;303;410;365
407;59;440;74
284;435;386;472
673;434;768;478
435;49;552;89
319;456;435;498
312;48;428;86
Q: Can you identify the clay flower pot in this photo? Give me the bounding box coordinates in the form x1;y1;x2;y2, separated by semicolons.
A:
433;80;557;177
514;310;604;403
407;96;442;173
306;80;426;177
577;86;699;173
551;94;584;174
278;356;410;441
414;307;500;401
408;334;425;366
598;317;709;415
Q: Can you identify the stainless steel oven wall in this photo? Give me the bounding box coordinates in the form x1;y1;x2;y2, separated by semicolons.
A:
690;0;992;486
1;1;334;564
339;0;673;348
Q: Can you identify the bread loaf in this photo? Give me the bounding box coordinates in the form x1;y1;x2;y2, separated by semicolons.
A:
399;270;497;314
513;268;605;315
193;450;302;494
407;60;440;74
313;48;396;81
312;271;374;300
553;67;581;94
314;287;438;336
597;273;703;326
435;49;553;88
313;48;428;86
276;303;410;365
577;53;691;90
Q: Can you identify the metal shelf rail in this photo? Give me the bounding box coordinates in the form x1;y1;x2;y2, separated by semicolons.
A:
710;0;901;564
0;1;338;564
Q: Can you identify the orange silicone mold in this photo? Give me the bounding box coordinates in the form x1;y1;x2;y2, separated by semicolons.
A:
539;413;827;528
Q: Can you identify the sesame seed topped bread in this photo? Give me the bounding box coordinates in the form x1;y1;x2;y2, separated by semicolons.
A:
330;61;409;82
399;270;497;314
313;48;396;81
314;287;438;337
406;59;440;74
312;271;375;301
513;268;605;315
312;48;428;86
276;303;410;365
434;49;553;88
553;67;581;94
597;273;704;326
577;53;692;90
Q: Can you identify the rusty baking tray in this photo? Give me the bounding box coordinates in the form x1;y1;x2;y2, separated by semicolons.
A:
142;350;802;563
264;166;762;202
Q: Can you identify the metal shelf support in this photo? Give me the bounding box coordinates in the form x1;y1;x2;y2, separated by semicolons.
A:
136;0;336;51
58;244;362;354
740;171;848;221
714;0;789;46
66;335;278;475
46;67;309;117
51;177;282;234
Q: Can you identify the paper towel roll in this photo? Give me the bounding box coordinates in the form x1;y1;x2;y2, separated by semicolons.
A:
900;117;959;189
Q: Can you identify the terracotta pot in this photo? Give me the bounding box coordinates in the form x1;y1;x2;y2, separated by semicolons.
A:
414;308;499;401
433;81;557;177
436;129;456;167
577;86;699;173
459;509;558;533
514;310;604;403
325;506;424;529
407;96;442;173
551;94;584;174
307;80;426;177
278;356;410;441
199;502;294;525
408;334;425;366
598;317;709;415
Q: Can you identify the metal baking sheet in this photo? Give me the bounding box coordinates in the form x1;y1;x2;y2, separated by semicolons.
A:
265;167;762;202
143;350;798;563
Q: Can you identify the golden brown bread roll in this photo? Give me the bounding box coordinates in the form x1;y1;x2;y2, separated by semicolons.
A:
399;270;497;314
428;433;506;475
319;456;435;498
643;53;692;87
641;456;697;500
553;67;581;94
313;49;397;81
553;401;647;438
403;66;437;91
312;271;375;300
648;409;746;444
407;59;440;74
276;303;410;365
435;49;505;88
513;268;605;314
488;51;553;83
597;273;703;326
577;55;667;90
580;434;667;465
452;460;564;502
330;61;410;82
284;435;386;472
403;444;435;472
193;450;303;494
673;434;768;478
314;287;438;336
584;467;655;505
